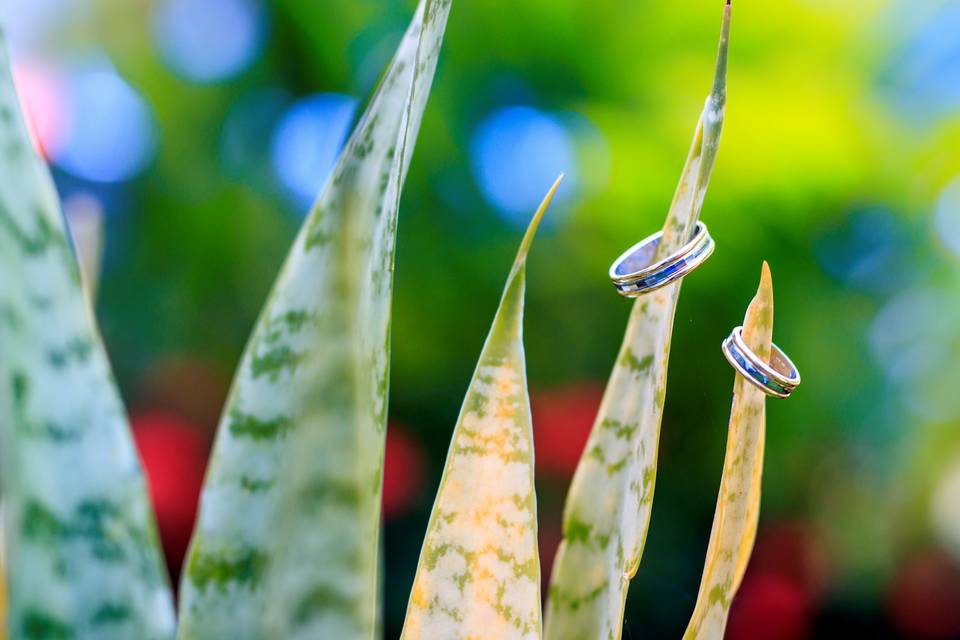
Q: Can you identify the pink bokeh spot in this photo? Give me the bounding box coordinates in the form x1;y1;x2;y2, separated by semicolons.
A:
12;60;68;159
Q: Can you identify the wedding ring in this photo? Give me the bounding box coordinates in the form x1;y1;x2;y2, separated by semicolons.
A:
609;221;714;297
721;326;800;398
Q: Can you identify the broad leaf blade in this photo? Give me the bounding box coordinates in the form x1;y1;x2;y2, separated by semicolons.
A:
682;262;773;640
401;177;563;640
0;35;175;640
176;2;451;638
544;6;731;639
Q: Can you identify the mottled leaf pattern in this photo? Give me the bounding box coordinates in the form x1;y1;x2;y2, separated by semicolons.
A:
544;6;731;640
682;262;773;640
0;33;175;640
401;177;563;640
176;2;451;638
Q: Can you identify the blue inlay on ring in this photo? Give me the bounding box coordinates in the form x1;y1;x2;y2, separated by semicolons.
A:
721;326;800;399
609;221;715;298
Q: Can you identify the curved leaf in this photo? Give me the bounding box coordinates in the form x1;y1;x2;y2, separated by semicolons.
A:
401;177;563;640
544;5;731;639
177;2;451;638
682;262;773;640
0;33;175;640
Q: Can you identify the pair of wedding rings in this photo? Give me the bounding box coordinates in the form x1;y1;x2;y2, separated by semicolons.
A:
608;221;801;398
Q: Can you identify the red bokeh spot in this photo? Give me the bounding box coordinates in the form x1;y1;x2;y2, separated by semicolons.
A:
531;384;604;478
727;521;825;640
748;521;829;598
887;548;960;639
132;410;209;580
383;425;426;519
727;573;812;640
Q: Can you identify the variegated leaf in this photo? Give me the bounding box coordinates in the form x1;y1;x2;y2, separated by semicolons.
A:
682;262;773;640
0;33;175;640
544;5;731;639
176;2;451;638
401;177;564;640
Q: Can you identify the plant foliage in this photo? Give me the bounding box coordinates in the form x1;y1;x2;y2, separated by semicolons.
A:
544;5;731;639
177;1;451;638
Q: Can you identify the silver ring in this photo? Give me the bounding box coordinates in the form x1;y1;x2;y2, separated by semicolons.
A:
609;221;715;297
721;326;801;398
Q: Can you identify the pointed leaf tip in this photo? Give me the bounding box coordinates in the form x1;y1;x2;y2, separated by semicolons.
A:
743;262;774;354
712;0;732;102
757;261;772;303
402;174;544;640
747;263;773;312
515;173;564;267
682;260;771;640
177;0;452;635
544;6;732;635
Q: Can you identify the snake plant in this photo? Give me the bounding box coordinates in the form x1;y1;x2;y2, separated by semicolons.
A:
682;263;773;640
0;2;793;639
0;0;451;637
401;177;563;640
0;32;175;640
545;4;731;639
177;1;451;638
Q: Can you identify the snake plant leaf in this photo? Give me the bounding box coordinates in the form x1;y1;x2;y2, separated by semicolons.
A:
0;34;175;640
544;5;731;639
177;2;451;638
682;262;773;640
401;176;563;640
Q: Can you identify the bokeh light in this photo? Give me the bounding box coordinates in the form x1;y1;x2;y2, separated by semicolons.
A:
881;0;960;120
470;105;578;222
271;92;357;210
132;410;209;581
12;1;960;636
53;60;157;183
382;425;426;519
152;0;266;84
0;0;76;54
870;288;948;383
886;548;960;639
869;286;960;421
11;60;67;158
532;384;601;478
815;208;908;293
933;178;960;257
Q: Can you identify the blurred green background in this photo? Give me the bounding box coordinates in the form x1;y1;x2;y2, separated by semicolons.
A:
5;0;960;637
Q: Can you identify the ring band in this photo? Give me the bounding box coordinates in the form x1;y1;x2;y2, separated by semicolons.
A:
609;221;715;297
721;326;801;398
